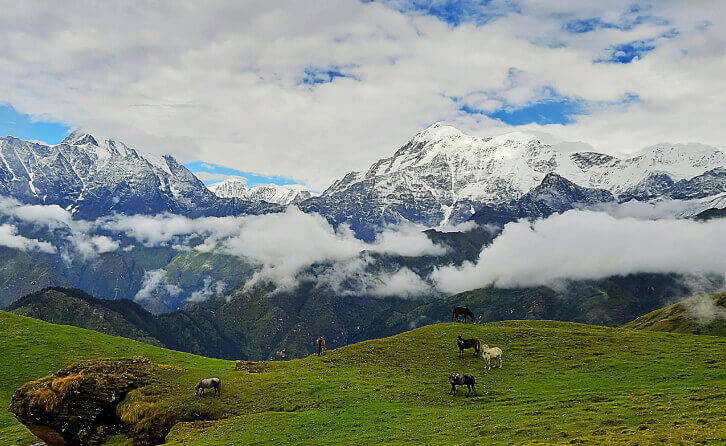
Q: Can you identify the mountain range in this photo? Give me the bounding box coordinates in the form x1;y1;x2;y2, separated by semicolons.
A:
303;123;726;238
0;131;280;219
2;124;725;237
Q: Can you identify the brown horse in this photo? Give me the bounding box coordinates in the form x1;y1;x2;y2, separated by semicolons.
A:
316;336;326;356
457;334;480;358
452;306;476;323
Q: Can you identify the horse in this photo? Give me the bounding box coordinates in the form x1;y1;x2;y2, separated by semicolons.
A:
452;306;476;323
457;334;480;358
449;373;476;396
195;378;221;397
316;336;326;356
481;344;503;370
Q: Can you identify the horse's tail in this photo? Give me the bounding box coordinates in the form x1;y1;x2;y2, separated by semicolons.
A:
452;308;456;321
217;380;222;396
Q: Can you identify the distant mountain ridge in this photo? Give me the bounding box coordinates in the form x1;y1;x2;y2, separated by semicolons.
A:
208;177;313;205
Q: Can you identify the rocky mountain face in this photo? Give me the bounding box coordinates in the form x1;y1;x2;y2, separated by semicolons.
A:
209;177;313;205
302;123;726;238
0;132;280;219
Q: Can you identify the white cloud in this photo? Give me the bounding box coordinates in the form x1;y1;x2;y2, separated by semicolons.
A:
187;277;227;303
432;210;726;294
103;208;445;293
134;269;182;303
368;267;431;298
0;1;723;190
193;172;237;183
0;197;119;258
681;293;726;325
0;223;55;254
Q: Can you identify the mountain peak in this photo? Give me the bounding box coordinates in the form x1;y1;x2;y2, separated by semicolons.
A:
414;122;466;141
61;130;98;146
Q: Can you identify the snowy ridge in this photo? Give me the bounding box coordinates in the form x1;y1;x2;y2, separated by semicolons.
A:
208;177;250;199
304;123;726;237
209;177;313;205
327;123;725;203
0;132;280;219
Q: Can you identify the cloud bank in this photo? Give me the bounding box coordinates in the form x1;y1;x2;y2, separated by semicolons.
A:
107;208;446;292
432;210;726;294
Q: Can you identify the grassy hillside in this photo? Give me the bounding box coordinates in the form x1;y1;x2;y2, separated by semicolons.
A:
6;287;165;346
2;311;725;445
623;292;726;336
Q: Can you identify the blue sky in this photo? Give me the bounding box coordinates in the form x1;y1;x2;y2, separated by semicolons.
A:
0;104;70;144
184;161;306;188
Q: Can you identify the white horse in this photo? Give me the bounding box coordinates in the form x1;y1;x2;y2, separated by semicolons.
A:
195;377;222;397
481;344;502;370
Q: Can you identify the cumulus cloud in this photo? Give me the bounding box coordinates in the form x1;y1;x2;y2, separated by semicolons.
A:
0;197;120;259
1;1;724;190
0;223;55;254
432;210;726;294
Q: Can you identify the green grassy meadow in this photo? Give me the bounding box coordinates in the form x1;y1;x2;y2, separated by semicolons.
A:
1;310;725;445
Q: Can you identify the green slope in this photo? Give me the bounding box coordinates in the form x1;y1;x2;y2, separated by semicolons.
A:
0;311;228;445
2;312;725;445
622;292;726;336
6;287;165;346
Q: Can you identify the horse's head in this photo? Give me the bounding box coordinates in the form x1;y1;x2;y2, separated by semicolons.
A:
194;383;201;395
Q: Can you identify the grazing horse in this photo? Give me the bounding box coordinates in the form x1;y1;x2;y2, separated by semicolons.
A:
457;334;480;358
452;306;476;323
316;336;326;356
449;373;476;396
481;344;503;370
195;378;221;397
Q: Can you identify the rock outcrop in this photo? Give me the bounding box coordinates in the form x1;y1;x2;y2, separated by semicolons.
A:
10;357;155;445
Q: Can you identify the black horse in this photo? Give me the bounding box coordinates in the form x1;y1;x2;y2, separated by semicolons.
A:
457;334;480;358
449;373;476;396
452;306;476;323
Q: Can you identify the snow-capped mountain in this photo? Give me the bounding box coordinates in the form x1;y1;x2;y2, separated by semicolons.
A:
208;177;250;199
302;123;726;239
0;132;279;219
209;178;313;205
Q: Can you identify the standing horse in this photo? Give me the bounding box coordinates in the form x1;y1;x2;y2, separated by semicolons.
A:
195;378;221;397
316;336;326;356
449;373;476;396
481;344;503;370
457;334;480;358
452;306;476;323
